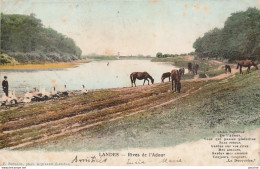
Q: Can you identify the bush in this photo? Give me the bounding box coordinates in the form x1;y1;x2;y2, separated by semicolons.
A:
199;73;207;78
0;53;16;64
207;69;226;77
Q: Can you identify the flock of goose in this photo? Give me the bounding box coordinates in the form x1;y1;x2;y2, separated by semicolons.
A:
0;85;89;106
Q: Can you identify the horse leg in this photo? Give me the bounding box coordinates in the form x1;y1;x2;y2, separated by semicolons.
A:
134;78;136;87
240;66;243;74
169;77;170;82
143;79;146;85
130;75;133;87
247;66;250;73
147;79;150;85
175;81;177;92
171;78;173;91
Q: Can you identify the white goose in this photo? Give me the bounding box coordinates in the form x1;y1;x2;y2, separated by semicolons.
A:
0;93;7;106
42;88;50;97
41;88;51;100
23;87;33;103
51;87;59;98
60;85;68;96
81;85;88;95
10;90;18;104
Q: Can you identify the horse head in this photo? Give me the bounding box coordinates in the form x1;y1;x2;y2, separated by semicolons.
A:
151;78;154;84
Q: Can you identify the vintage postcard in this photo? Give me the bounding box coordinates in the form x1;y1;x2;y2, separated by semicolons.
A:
0;0;259;167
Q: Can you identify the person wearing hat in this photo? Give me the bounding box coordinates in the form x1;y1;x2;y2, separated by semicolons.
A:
2;76;8;96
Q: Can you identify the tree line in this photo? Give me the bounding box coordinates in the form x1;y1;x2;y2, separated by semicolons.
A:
156;52;195;58
193;8;260;61
0;13;82;64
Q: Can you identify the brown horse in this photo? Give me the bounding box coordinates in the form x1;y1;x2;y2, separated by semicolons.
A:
171;70;181;93
188;63;192;73
161;72;171;82
130;72;154;87
225;65;231;74
237;60;258;74
192;64;199;75
179;68;185;76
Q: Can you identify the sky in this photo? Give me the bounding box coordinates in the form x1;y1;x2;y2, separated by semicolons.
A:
1;0;260;56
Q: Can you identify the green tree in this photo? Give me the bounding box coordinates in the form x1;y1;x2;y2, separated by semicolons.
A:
193;8;260;61
0;13;82;63
156;52;163;58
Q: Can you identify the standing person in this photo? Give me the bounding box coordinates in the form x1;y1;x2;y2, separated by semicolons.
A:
2;76;8;96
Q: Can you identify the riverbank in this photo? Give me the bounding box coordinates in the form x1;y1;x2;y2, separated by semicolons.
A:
0;64;259;150
0;59;90;70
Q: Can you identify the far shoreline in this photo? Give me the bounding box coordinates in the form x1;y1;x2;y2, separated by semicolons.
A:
0;59;91;70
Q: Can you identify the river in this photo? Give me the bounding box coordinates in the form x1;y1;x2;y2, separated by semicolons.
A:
0;60;181;94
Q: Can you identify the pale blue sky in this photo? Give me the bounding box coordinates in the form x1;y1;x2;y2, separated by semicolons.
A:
1;0;260;56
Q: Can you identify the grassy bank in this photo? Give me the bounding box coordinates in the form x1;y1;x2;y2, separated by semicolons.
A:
35;69;258;151
151;56;220;72
0;59;90;70
83;55;117;61
207;69;226;77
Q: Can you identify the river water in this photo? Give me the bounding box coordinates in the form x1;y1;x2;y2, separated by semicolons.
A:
0;60;180;94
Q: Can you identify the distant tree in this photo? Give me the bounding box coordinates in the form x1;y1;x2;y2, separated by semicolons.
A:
156;52;163;58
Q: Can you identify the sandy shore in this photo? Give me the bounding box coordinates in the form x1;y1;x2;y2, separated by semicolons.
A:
0;59;90;70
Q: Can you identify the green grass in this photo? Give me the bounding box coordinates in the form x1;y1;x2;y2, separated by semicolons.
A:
181;73;195;80
84;55;117;60
199;73;207;78
21;70;260;151
151;56;220;72
207;69;226;77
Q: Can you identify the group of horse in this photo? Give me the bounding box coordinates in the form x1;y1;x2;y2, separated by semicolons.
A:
129;60;259;94
224;60;258;74
188;63;199;75
130;68;183;93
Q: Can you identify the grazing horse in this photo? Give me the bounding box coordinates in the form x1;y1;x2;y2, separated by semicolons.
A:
179;68;185;76
161;72;171;82
130;72;154;87
171;70;181;93
193;64;199;75
225;65;231;74
237;60;258;74
188;63;192;73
